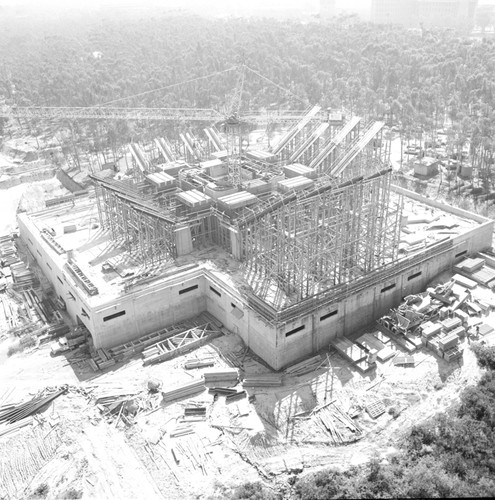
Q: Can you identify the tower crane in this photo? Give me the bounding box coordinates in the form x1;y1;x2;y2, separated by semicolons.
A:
0;65;318;126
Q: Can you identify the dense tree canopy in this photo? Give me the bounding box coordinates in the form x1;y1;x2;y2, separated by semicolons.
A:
0;12;494;173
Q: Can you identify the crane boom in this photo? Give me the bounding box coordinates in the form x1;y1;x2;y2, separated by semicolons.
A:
0;105;322;125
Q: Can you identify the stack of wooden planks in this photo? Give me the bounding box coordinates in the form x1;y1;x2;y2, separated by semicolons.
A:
162;378;205;403
242;373;283;387
285;354;326;376
204;369;239;385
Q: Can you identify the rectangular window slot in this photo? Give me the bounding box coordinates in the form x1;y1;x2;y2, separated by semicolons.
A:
455;250;467;258
286;325;305;337
407;271;422;281
179;284;198;295
231;302;237;308
81;308;89;318
381;283;396;293
57;276;63;284
28;238;33;245
46;262;52;270
103;310;126;322
68;292;75;300
210;286;221;297
36;250;42;257
320;310;338;321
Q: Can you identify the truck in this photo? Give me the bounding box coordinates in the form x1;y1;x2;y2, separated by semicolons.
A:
50;337;70;356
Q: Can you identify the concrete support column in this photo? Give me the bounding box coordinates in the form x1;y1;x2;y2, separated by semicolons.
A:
175;227;193;255
230;227;242;260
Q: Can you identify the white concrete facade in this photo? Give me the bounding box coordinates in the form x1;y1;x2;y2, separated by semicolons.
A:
17;188;494;370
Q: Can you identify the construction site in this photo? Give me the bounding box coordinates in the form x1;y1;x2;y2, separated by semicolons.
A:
2;71;495;498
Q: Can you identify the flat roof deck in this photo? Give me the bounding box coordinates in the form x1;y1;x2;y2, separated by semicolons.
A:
22;187;489;309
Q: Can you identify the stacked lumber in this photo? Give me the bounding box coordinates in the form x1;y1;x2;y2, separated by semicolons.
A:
242;373;283;387
208;387;238;396
444;346;463;362
440;317;462;332
0;386;67;424
438;332;460;351
454;257;485;274
204;369;239;385
184;406;207;419
10;261;39;290
452;274;477;289
315;403;362;444
0;416;34;438
393;355;415;367
161;378;205;403
226;390;247;402
184;356;215;370
170;423;195;437
478;323;495;336
285;354;325;376
0;236;18;267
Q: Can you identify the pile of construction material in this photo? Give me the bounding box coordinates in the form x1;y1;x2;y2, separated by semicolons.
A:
162;378;206;403
0;234;18;267
142;323;223;366
204;368;239;386
108;312;222;362
242;373;283;387
376;256;495;363
90;347;116;371
309;401;363;445
285;354;327;376
0;386;67;430
184;356;215;370
90;384;148;423
454;255;495;287
10;261;39;291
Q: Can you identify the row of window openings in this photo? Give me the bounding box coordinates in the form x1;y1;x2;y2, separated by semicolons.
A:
61;269;429;329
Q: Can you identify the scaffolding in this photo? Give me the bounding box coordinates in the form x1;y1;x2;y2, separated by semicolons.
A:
239;168;402;303
91;173;178;265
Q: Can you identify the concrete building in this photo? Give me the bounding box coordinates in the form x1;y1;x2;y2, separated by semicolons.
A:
371;0;478;28
17;110;494;370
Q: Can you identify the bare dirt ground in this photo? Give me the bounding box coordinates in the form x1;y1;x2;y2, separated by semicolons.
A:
1;307;491;499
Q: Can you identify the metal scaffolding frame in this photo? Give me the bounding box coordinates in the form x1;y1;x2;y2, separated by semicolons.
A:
239;169;402;303
91;174;178;265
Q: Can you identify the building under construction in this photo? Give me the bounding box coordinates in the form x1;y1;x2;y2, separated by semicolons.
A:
17;106;493;369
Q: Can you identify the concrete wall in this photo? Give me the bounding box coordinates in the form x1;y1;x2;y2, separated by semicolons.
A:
17;187;495;370
92;272;207;348
204;271;278;367
17;214;95;335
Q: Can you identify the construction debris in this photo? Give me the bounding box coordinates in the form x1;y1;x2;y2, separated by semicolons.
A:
285;354;326;376
0;386;67;424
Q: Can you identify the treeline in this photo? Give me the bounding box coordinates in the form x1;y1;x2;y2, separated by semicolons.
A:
0;13;494;173
230;342;495;499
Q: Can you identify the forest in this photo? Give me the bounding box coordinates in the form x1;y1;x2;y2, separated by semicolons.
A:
0;12;494;178
231;342;495;499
